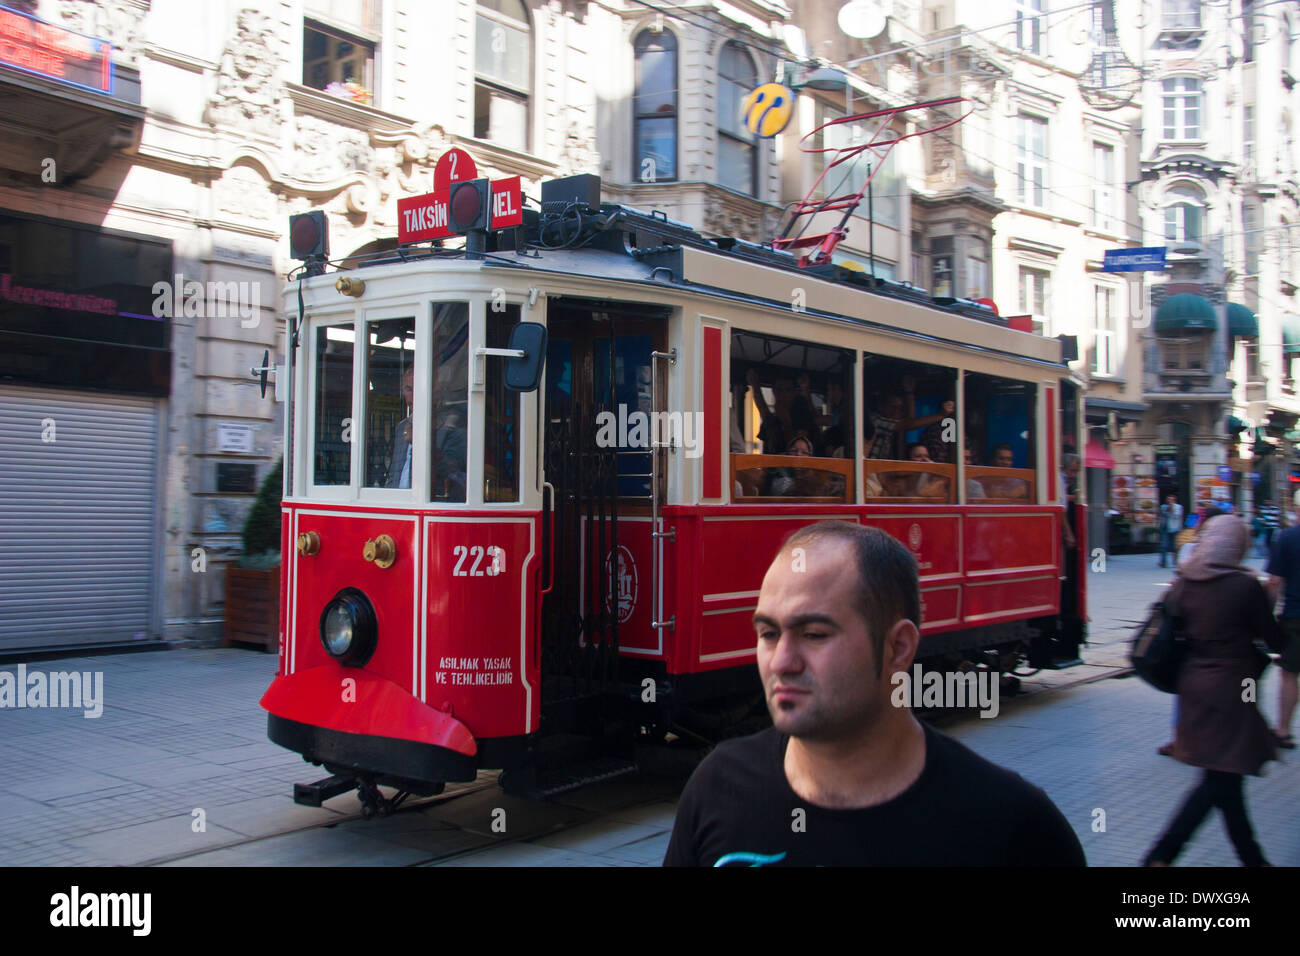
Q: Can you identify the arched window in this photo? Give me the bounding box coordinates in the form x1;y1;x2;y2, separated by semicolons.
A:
717;42;758;195
634;29;677;182
475;0;531;152
1163;185;1204;244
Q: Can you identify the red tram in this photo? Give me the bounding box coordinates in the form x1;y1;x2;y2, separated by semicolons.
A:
260;173;1087;812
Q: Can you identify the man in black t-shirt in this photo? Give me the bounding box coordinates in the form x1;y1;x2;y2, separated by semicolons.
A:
663;521;1085;866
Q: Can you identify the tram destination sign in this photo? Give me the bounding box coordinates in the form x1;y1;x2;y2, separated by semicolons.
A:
0;5;113;94
398;179;523;243
1102;247;1167;272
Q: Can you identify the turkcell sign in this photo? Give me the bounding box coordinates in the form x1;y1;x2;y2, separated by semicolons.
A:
398;191;452;243
1102;247;1167;272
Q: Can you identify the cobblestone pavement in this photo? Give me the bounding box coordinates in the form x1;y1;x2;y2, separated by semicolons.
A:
1;550;1294;867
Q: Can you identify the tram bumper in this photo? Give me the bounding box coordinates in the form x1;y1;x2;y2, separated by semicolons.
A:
261;665;479;784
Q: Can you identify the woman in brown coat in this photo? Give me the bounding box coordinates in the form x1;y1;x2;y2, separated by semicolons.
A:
1144;515;1285;866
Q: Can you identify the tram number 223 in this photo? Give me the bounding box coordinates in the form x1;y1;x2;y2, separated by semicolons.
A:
451;545;506;577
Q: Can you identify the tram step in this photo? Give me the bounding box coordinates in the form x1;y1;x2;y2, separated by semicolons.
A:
293;773;357;807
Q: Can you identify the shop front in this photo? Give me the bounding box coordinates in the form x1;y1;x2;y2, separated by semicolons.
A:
0;212;172;656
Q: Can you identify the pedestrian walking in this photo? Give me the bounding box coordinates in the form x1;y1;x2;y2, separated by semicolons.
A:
664;521;1085;866
1143;515;1285;867
1159;495;1184;568
1264;490;1300;750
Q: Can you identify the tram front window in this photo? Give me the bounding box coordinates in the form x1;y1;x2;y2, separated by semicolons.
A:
364;317;416;488
313;323;355;486
431;302;469;503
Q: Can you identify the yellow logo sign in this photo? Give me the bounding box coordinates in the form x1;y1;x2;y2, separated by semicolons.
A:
743;83;794;137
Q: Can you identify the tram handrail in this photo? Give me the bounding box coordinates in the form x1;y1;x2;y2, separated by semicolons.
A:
541;481;555;596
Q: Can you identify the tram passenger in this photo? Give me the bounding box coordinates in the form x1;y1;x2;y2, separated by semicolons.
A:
432;409;467;500
747;367;819;456
964;446;986;501
663;521;1086;866
919;398;956;463
867;376;946;460
991;443;1015;468
384;367;416;489
905;444;947;500
767;433;817;497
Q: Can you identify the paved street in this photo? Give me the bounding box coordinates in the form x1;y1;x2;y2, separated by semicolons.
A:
2;552;1296;867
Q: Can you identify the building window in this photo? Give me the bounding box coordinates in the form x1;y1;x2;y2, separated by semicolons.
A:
1245;338;1261;381
1092;285;1117;375
717;42;758;195
1091;142;1115;231
1015;113;1048;207
1015;0;1045;55
1019;266;1051;317
1162;335;1208;371
1280;218;1292;276
1245;205;1260;274
1244;105;1255;165
1164;187;1204;244
1244;0;1256;62
1162;77;1202;140
932;236;954;297
818;107;902;228
475;0;532;152
1163;0;1201;31
304;23;375;102
634;29;678;182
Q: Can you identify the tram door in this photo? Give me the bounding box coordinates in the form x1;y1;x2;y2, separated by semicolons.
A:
540;300;666;721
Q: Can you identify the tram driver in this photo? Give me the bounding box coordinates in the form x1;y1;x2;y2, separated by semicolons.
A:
384;367;416;489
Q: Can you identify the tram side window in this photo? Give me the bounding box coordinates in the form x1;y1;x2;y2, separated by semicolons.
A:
729;329;854;501
862;355;957;503
313;323;355;486
484;304;521;503
363;317;416;488
964;372;1037;502
430;302;470;503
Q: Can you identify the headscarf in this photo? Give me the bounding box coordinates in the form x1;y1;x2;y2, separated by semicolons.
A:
1179;514;1251;582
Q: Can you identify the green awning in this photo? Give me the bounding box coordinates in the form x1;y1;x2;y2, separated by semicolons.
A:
1285;315;1300;355
1155;293;1218;331
1226;302;1258;337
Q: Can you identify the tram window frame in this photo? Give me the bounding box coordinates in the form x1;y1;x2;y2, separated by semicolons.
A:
728;328;855;504
428;301;471;505
309;318;357;491
962;371;1038;504
861;355;959;504
483;303;522;503
361;313;418;492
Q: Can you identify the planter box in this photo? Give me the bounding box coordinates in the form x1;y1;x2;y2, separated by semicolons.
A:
224;565;281;653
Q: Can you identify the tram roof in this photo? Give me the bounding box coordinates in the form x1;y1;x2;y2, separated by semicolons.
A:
296;202;1065;370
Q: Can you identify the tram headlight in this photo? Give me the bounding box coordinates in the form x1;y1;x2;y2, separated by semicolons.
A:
319;588;378;667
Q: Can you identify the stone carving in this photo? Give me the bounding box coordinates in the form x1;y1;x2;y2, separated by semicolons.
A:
704;201;759;241
58;0;148;68
292;116;372;183
561;122;599;175
216;165;276;222
206;8;287;139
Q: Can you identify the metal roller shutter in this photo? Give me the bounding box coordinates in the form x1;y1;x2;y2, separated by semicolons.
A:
0;384;162;653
